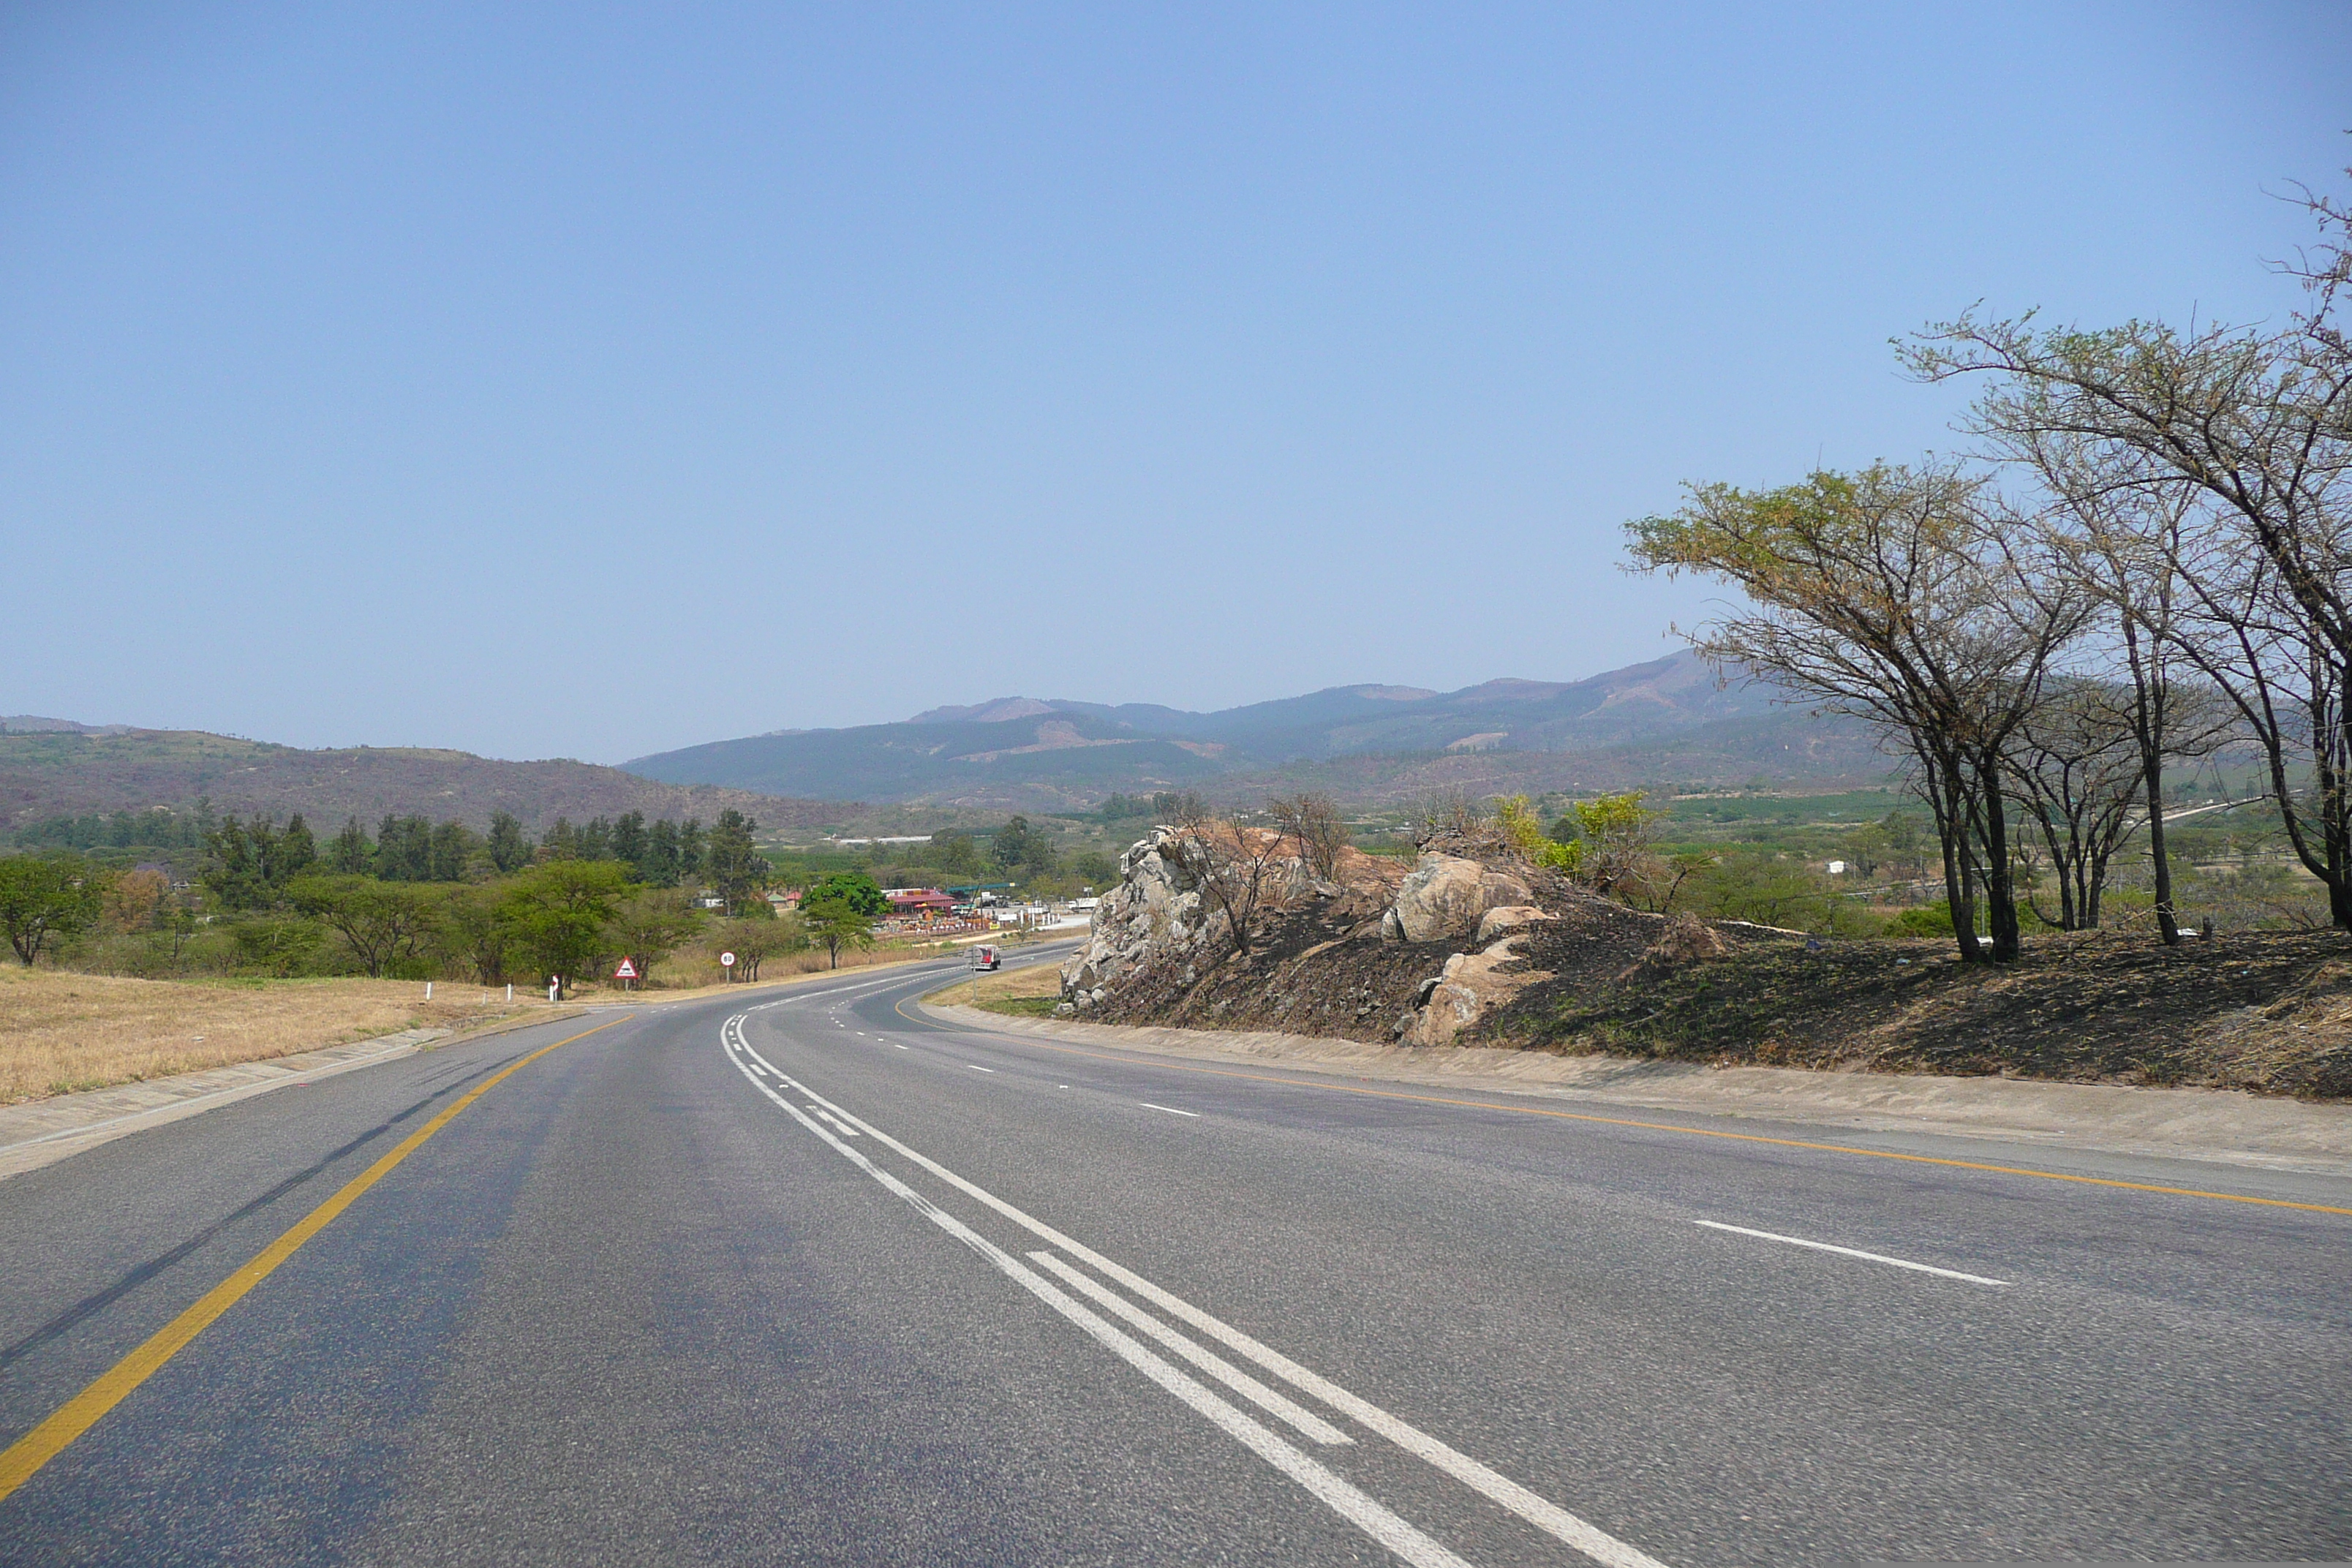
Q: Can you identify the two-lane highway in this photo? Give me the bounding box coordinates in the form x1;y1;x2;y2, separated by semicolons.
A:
4;950;2348;1564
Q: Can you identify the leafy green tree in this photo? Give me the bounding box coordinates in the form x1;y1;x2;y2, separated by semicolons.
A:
990;815;1039;873
203;815;319;910
289;874;441;978
610;889;706;981
578;816;614;862
0;853;108;964
486;811;531;874
799;891;875;970
705;809;768;913
498;860;630;996
925;832;984;878
375;815;434;881
676;818;705;880
436;885;517;984
328;816;374;875
1068;851;1119;889
540;817;579;862
801;872;886;918
714;911;804;981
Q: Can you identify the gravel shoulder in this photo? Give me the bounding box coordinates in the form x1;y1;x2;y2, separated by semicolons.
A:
927;1003;2352;1179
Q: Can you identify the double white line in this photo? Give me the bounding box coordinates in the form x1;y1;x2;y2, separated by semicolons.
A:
720;1014;1668;1568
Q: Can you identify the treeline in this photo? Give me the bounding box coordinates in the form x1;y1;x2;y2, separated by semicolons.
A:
203;807;770;910
15;807;212;852
771;815;1121;898
1624;166;2352;962
0;853;889;991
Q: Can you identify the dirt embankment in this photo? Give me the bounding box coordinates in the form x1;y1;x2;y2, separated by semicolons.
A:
1492;927;2352;1101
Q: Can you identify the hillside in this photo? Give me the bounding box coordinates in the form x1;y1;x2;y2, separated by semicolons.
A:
625;652;1888;808
0;728;855;837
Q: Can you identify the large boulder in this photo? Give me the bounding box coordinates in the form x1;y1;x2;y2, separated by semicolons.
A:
1400;938;1551;1047
1382;853;1533;943
1474;905;1553;946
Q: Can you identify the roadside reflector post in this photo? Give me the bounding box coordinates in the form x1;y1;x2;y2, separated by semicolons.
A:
424;981;433;1001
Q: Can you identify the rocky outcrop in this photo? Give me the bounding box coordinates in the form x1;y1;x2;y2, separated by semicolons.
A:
1058;826;1210;1012
1402;935;1554;1047
1380;854;1533;942
1063;818;1740;1052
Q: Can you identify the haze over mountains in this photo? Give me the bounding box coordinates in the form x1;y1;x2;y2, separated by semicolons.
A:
4;654;1893;839
625;652;1889;809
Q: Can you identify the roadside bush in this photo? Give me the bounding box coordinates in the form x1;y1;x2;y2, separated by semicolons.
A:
230;915;328;977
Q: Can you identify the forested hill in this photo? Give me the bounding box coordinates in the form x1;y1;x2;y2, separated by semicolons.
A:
0;728;856;840
624;651;1887;807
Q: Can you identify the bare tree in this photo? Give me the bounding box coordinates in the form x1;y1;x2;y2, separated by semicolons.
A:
1627;461;2087;961
1266;792;1347;881
1908;173;2352;924
2003;679;2148;930
1170;819;1290;958
1997;443;2238;941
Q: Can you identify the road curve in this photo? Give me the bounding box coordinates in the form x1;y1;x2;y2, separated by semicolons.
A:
2;949;2347;1565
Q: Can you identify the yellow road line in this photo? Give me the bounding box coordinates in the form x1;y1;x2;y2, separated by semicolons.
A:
0;1018;619;1506
904;1000;2352;1219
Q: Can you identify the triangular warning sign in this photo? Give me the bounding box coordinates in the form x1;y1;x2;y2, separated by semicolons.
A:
614;957;639;980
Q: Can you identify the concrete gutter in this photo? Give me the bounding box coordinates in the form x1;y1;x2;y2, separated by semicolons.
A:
928;1006;2352;1180
0;1009;586;1183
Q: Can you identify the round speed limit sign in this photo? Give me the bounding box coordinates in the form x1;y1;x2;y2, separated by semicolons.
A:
719;951;737;968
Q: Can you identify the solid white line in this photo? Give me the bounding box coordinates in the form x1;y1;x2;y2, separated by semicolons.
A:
1028;1251;1353;1446
1692;1221;2009;1286
717;1028;1474;1568
1139;1102;1200;1118
744;1033;1670;1568
968;1065;995;1073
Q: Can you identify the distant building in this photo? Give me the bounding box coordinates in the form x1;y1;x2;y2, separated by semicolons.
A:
885;888;957;916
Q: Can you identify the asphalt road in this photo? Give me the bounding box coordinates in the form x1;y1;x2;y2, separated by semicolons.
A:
2;948;2348;1566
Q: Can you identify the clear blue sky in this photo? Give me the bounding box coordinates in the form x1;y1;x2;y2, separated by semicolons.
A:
5;3;2346;763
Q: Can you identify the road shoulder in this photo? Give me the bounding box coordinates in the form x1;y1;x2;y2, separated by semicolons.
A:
0;1009;589;1183
924;1003;2352;1178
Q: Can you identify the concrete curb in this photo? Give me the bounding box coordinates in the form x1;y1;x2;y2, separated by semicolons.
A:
925;1005;2352;1178
0;1007;591;1183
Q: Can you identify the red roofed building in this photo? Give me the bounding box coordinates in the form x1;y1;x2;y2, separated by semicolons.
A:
884;888;957;917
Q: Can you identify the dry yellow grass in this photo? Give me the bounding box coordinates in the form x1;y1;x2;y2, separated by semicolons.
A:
0;967;535;1104
925;962;1064;1011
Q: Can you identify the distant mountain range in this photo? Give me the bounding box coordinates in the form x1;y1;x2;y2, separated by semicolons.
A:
625;652;1892;809
0;729;852;838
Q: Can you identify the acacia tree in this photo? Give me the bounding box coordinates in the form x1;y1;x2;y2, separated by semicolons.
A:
498;860;629;996
610;889;707;982
2002;681;2149;930
799;892;874;970
288;875;440;978
1627;462;2085;961
0;855;107;965
1907;175;2352;925
1992;445;2231;942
